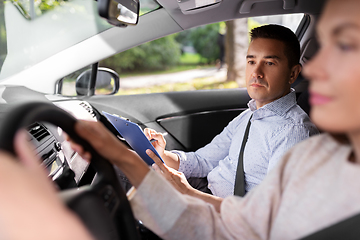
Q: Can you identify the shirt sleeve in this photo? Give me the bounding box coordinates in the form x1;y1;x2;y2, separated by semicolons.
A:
129;147;299;240
176;112;248;178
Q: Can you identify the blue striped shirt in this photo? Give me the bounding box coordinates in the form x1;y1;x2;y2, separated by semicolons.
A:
175;89;319;198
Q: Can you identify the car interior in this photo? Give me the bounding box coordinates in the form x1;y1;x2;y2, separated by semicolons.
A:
4;0;358;239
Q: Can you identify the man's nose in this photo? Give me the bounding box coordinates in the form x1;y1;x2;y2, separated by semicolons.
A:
251;65;264;79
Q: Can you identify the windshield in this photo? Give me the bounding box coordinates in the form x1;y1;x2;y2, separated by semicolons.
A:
0;0;160;81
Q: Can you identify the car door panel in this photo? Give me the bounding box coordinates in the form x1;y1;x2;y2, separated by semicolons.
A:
158;109;246;152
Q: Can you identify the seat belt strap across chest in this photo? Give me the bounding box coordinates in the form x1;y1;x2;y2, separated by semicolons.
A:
233;114;252;197
299;211;360;239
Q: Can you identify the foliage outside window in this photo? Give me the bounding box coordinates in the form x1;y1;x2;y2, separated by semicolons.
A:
10;0;68;19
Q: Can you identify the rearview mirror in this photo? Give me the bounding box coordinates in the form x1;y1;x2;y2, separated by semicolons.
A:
98;0;139;27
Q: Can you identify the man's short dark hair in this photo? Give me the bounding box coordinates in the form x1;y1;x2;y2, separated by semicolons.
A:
250;24;300;67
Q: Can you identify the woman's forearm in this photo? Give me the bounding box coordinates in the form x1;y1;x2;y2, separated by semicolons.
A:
113;149;151;188
188;188;223;212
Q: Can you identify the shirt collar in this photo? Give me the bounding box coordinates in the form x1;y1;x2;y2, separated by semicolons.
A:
248;88;297;120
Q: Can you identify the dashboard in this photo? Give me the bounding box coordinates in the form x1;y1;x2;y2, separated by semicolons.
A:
27;100;109;190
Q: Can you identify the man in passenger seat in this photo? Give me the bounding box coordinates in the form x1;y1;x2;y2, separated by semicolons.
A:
144;24;319;199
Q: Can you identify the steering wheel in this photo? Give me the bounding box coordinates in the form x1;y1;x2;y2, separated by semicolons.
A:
0;102;140;240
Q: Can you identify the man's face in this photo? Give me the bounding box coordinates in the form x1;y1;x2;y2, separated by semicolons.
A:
245;38;297;109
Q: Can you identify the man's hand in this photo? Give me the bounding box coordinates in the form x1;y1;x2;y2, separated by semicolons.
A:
144;128;180;170
146;149;224;212
144;128;166;156
0;131;93;240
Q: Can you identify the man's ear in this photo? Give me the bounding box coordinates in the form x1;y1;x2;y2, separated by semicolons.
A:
289;64;302;84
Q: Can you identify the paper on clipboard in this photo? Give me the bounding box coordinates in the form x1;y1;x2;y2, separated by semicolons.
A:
102;111;163;165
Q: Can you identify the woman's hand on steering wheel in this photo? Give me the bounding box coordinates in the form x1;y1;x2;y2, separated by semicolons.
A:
69;120;150;189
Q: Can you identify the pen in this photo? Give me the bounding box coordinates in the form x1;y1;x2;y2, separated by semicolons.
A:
150;132;168;143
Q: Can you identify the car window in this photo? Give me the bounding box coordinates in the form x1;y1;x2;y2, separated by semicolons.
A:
59;13;304;96
109;13;305;95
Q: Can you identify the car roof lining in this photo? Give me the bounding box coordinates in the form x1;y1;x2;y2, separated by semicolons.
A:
156;0;326;30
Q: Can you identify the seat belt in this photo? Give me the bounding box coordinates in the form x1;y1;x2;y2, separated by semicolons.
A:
233;114;252;196
300;212;360;240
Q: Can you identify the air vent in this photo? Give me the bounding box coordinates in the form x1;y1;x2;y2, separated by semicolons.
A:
79;101;96;118
28;123;50;142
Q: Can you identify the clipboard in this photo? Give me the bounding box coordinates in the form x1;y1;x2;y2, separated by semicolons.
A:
102;111;163;165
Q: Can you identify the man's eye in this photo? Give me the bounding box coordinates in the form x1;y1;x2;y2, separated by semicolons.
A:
248;61;255;65
266;62;275;66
